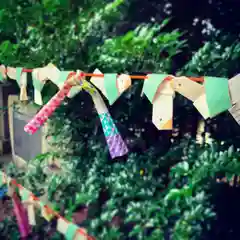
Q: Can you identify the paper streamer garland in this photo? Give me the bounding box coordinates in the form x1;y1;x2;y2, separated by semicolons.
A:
12;192;31;238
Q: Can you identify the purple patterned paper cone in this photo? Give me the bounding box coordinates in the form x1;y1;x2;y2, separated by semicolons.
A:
106;134;129;158
99;112;128;158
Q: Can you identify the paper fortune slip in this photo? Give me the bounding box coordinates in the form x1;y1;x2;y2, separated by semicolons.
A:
90;69;131;105
228;74;240;104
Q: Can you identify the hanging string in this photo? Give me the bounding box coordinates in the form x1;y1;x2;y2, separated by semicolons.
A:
9;178;94;240
2;66;204;82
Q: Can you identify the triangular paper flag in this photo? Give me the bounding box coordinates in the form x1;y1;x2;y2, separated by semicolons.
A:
143;74;168;103
117;74;131;95
204;77;232;117
15;67;23;87
90;69;106;95
104;73;118;105
172;76;204;102
152;94;173;130
228;74;240;104
229;101;240;125
193;94;210;119
65;223;79;240
32;69;45;105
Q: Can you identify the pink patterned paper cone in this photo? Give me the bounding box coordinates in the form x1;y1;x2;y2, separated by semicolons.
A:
12;192;31;238
24;83;72;134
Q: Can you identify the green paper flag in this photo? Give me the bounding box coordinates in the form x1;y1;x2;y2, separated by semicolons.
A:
204;77;232;117
20;189;30;201
0;172;3;186
104;73;118;105
16;67;23;87
65;223;78;240
32;72;45;105
142;74;168;103
55;71;72;89
0;72;4;82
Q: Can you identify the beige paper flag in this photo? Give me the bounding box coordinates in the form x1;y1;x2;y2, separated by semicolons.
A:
228;74;240;104
19;72;28;101
229;101;240;125
6;67;16;80
172;76;204;102
152;94;173;130
193;94;210;119
57;218;69;234
36;63;61;87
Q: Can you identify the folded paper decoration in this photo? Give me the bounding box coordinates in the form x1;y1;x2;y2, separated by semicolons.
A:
85;77;129;158
12;192;31;238
32;69;45;105
228;74;240;104
0;171;92;240
172;76;204;102
142;74;168;103
153;94;174;130
90;69;131;105
204;77;232;117
193;77;232;119
143;74;174;130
